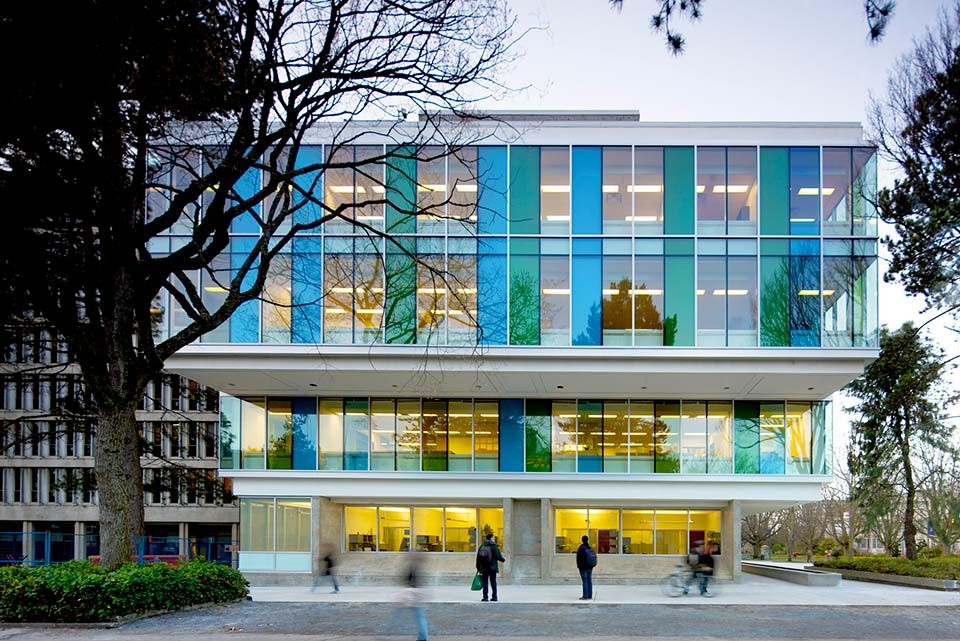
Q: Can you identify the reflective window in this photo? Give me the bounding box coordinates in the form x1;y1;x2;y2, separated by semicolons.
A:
526;399;551;472
240;498;274;552
760;402;785;474
240;397;266;469
370;399;396;471
397;399;421;471
577;401;603;473
263;255;292;343
343;506;502;554
448;249;478;345
379;506;411;552
323;239;353;344
655;510;687;554
448;147;478;235
416;245;446;344
448;400;473;472
602;147;632;234
696;147;725;235
786;402;812;474
266;399;292;470
540;252;570;346
633;148;664;234
707;402;733;474
789;147;820;236
603;401;629;473
541;147;570;235
276;499;311;552
323;146;355;233
629;401;655;473
417;145;446;234
318;398;343;471
633;254;664;345
727;254;758;347
354;146;385;230
697;256;726;347
681;402;707;473
551;401;577;472
655;402;680;473
622;510;654;554
852;148;878;236
727;147;758;236
344;506;377;551
422;399;448;471
474;401;499;471
344;398;369;470
445;507;476;552
413;507;443;552
823;147;852;236
602;254;632;345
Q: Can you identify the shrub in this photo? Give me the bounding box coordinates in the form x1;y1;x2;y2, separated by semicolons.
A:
814;555;960;580
0;560;248;623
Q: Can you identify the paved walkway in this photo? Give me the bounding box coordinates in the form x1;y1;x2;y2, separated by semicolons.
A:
250;571;960;606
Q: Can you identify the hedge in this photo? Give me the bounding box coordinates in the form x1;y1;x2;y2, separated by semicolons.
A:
815;555;960;580
0;560;249;623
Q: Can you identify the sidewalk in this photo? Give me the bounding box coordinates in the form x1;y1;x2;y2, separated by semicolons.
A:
250;572;960;607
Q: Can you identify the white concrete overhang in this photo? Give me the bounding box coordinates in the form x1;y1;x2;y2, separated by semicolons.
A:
167;345;877;401
225;470;830;513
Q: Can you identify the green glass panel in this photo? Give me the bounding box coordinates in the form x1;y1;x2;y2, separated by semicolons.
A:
734;401;760;474
385;146;417;233
219;395;240;470
267;399;293;470
759;147;789;235
525;399;551;472
385;237;416;344
510;146;540;234
760;255;789;346
663;250;694;346
663;147;694;235
510;239;540;345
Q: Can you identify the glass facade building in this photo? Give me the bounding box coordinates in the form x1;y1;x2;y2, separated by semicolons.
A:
166;116;879;582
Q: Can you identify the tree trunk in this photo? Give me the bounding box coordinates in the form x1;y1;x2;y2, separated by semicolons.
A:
94;400;144;569
901;423;918;561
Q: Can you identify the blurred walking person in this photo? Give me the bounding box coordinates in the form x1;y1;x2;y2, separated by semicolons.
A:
399;551;429;641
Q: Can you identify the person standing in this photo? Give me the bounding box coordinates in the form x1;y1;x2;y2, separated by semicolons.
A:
475;533;505;602
575;535;597;600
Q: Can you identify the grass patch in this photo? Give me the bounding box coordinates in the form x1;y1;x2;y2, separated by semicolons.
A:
0;560;249;623
814;555;960;580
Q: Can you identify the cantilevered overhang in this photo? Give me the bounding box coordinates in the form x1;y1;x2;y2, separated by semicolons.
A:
167;345;876;401
225;470;829;514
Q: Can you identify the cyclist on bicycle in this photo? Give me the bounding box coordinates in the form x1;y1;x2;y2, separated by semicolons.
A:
685;540;714;597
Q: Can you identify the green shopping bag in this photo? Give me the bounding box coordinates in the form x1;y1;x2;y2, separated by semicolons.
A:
470;572;483;591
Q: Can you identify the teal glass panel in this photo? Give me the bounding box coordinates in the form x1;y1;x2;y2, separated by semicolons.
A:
852;148;878;236
759;402;785;474
230;237;260;342
577;400;603;473
789;239;820;346
292;145;324;228
291;398;318;470
509;238;540;345
499;399;524;472
478;237;508;345
240;396;266;469
230;164;261;233
478;146;508;234
370;399;396;471
291;237;322;344
789;147;820;236
551;401;577;472
510;146;540;234
663;147;695;235
343;398;369;470
396;399;420;471
422;399;448;471
267;399;293;470
219;394;240;470
681;402;707;473
760;239;790;346
707;402;733;474
385;146;417;233
572;238;601;346
603;401;629;473
734;401;760;474
654;401;680;473
811;401;826;474
385;237;416;344
759;147;789;235
525;399;551;472
663;239;694;346
318;399;343;471
572;146;602;234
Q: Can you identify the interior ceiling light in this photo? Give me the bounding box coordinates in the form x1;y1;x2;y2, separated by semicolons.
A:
629;185;662;193
541;185;571;193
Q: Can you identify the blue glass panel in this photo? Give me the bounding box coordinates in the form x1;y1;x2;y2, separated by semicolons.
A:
572;239;601;346
572;146;602;234
478;147;508;234
230;237;259;342
789;239;820;346
789;148;820;236
499;399;525;472
291;397;318;470
231;165;261;233
292;145;324;228
478;237;508;345
291;237;322;343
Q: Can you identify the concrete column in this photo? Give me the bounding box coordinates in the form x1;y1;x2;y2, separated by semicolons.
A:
507;499;541;582
22;521;32;562
313;497;339;578
540;498;552;581
723;500;743;582
179;522;189;558
230;523;239;568
501;498;513;580
74;521;85;560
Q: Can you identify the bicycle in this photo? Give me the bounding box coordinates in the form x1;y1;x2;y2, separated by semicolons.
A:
660;564;719;598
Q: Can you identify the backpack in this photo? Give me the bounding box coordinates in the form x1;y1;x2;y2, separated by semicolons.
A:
583;546;598;568
477;543;493;567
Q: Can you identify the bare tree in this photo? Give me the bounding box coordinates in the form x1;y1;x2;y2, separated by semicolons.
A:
0;0;518;568
918;444;960;555
823;459;868;559
741;511;785;559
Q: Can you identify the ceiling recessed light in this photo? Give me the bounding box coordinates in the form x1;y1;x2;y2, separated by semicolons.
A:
723;386;730;390
475;385;482;389
309;383;317;388
391;384;398;388
641;386;647;390
557;385;564;389
807;386;815;391
228;383;235;387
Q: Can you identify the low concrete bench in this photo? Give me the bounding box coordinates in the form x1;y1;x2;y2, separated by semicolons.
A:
742;562;841;586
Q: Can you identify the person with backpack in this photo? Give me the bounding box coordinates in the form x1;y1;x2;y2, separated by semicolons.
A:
475;533;505;601
575;535;598;600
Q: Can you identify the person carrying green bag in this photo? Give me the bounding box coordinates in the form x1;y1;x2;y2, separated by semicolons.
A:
470;571;483;591
475;533;506;601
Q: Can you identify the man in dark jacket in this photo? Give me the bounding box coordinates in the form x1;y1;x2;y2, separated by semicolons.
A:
575;535;596;600
475;533;505;601
692;541;715;597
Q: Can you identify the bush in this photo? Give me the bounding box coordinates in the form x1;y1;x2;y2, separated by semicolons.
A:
0;560;248;623
814;555;960;580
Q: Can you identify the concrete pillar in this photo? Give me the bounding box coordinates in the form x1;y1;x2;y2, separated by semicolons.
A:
179;522;189;559
22;521;32;562
74;522;85;560
313;497;339;578
507;499;541;581
540;498;553;581
230;523;239;568
723;500;743;582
